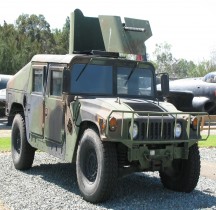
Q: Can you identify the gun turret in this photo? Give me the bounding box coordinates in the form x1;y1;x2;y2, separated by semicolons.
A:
69;9;152;59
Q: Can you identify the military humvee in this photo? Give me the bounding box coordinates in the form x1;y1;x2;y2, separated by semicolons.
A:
6;9;209;203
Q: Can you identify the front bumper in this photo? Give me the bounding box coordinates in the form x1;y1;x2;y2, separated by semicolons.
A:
104;110;210;146
103;111;210;170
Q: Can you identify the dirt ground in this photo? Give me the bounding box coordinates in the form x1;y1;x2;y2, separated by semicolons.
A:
0;200;9;210
201;160;216;180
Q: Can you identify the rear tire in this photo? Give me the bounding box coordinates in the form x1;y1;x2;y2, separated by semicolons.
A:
11;113;35;170
159;143;200;192
76;128;118;203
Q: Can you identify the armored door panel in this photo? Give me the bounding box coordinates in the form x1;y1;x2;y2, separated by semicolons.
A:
98;16;152;55
44;66;65;144
29;94;44;136
44;97;64;143
28;66;46;137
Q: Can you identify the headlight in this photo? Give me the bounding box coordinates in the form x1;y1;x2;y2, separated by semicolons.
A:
174;122;182;138
129;122;138;139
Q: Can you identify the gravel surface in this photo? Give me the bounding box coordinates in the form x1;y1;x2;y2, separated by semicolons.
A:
200;148;216;162
0;150;215;210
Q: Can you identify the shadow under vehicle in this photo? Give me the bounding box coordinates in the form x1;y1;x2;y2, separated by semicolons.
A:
5;9;209;203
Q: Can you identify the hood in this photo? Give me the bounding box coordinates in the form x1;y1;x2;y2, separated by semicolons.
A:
77;97;178;121
78;98;132;120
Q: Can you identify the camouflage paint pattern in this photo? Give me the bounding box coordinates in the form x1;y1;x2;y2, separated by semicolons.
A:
6;10;210;171
6;53;210;168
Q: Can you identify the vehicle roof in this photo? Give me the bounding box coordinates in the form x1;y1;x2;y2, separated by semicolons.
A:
31;54;78;64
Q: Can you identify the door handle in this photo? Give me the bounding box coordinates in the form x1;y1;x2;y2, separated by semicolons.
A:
45;108;48;117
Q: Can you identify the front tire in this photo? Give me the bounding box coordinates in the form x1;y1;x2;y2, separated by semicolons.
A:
159;143;200;192
76;128;118;203
11;113;35;170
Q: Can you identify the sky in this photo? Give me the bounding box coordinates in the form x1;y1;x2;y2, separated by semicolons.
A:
0;0;216;62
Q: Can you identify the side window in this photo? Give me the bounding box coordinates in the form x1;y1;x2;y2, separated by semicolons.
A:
50;71;62;96
33;69;43;93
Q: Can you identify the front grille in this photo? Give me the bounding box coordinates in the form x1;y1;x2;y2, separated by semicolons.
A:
140;120;174;140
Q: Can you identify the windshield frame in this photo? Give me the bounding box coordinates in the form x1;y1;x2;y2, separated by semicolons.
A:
68;56;157;99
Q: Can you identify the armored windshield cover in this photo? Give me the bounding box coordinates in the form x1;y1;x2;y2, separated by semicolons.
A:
69;9;152;55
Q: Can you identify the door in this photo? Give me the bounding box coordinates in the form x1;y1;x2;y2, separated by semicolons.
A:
44;65;65;144
29;65;47;137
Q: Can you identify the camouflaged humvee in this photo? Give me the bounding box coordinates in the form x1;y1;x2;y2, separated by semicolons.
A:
6;9;209;203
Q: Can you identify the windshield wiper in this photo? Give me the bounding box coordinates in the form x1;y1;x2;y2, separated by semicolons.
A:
75;59;92;81
124;62;138;86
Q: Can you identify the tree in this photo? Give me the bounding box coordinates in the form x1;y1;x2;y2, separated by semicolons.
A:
189;60;216;77
15;14;55;54
172;59;196;78
2;14;57;74
0;22;19;74
151;42;198;79
0;14;71;74
152;42;175;76
53;16;70;54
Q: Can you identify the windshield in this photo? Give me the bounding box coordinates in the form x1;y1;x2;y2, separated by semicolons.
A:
117;66;154;97
71;64;113;94
70;62;155;97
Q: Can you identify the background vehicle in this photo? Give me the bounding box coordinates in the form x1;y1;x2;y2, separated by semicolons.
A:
167;72;216;114
6;9;208;203
0;74;12;116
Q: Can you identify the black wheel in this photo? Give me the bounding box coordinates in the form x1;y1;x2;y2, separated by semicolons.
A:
76;128;118;203
11;113;35;170
159;143;200;192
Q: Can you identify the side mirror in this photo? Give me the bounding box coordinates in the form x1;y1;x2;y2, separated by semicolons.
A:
62;68;70;93
160;73;169;97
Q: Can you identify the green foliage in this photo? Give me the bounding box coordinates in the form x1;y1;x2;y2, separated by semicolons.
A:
53;16;70;54
0;14;69;75
0;22;19;74
151;42;216;79
189;60;216;77
172;59;196;78
152;42;174;75
14;14;56;70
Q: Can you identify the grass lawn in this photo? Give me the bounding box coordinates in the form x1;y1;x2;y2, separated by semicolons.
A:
0;137;11;152
0;135;216;152
199;135;216;147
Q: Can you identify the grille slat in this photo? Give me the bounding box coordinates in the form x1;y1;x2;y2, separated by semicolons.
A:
142;121;173;141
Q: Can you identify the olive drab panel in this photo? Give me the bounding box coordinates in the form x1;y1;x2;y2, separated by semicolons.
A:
44;65;65;144
29;65;47;137
69;9;105;54
69;9;152;56
99;16;152;55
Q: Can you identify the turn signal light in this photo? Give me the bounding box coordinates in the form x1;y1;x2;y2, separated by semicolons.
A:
109;117;117;131
98;118;106;132
191;117;198;130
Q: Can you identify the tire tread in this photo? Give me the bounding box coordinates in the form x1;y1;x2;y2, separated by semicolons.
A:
159;143;200;193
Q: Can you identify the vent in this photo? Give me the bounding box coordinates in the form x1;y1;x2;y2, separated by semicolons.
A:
125;102;164;116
